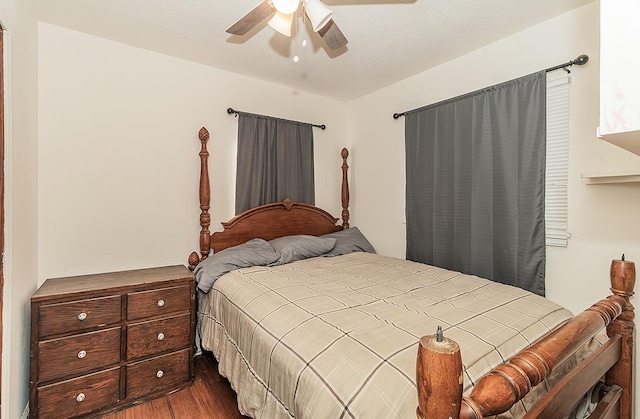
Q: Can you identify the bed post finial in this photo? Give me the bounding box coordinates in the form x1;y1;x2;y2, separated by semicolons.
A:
416;327;463;418
606;256;636;419
341;148;350;229
189;127;212;271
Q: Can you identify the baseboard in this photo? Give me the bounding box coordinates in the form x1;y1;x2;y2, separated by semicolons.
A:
21;402;29;419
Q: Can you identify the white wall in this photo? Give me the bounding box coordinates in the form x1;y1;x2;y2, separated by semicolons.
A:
37;22;350;281
0;0;39;417
348;1;640;411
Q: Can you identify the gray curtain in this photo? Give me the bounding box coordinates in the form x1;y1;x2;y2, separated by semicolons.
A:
405;71;546;295
235;112;315;214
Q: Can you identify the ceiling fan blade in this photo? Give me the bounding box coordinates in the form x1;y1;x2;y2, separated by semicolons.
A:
318;19;348;50
226;1;275;36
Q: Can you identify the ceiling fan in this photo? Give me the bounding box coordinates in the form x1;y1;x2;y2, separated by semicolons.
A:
226;0;348;51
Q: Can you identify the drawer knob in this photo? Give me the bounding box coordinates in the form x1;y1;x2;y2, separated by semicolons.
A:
77;312;87;321
157;299;165;307
156;370;164;378
76;393;86;403
77;350;87;359
157;332;165;341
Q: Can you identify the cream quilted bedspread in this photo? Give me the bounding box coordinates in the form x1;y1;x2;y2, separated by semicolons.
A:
197;252;595;418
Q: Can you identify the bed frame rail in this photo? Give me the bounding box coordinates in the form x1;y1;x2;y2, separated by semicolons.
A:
523;336;621;418
417;257;636;418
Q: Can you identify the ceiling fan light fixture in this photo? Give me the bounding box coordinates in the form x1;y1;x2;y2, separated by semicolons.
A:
268;11;294;36
304;0;333;32
272;0;300;15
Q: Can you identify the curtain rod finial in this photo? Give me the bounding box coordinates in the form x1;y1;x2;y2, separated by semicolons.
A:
573;54;589;66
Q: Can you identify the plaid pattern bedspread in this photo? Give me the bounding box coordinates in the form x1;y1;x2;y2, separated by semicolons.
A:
197;253;587;418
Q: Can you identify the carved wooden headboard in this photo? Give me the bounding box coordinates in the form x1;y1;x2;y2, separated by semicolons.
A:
188;127;350;270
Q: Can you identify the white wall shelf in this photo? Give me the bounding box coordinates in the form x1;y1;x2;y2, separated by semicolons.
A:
581;173;640;184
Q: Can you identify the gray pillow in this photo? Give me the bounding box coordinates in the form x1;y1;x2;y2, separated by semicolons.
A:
269;235;337;265
322;227;376;256
194;238;279;293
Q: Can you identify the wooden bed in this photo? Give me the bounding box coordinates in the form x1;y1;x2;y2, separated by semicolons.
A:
188;127;635;418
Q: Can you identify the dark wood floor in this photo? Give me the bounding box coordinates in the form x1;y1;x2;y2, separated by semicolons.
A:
100;353;250;419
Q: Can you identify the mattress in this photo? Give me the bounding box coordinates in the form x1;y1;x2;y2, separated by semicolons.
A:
197;252;599;418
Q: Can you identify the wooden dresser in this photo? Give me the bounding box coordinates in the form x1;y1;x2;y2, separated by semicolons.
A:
29;265;196;419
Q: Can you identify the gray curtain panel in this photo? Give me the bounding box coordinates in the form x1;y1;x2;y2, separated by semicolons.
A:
235;113;315;214
405;71;546;295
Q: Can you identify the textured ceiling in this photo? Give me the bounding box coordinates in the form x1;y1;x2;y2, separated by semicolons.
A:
33;0;594;100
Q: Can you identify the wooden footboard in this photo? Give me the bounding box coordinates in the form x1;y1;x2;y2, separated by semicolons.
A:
416;257;636;419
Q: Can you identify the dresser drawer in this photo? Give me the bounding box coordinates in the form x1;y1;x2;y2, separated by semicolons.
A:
126;349;190;399
127;284;191;321
126;313;190;359
39;295;121;337
37;367;120;419
38;327;121;383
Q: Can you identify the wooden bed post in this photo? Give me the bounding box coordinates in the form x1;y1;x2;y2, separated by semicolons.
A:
188;127;212;270
416;327;463;419
341;148;350;229
606;256;635;419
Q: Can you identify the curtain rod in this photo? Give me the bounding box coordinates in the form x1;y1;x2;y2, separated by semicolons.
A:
392;54;589;119
227;108;326;130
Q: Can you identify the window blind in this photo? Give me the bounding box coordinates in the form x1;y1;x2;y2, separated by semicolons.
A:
545;75;570;247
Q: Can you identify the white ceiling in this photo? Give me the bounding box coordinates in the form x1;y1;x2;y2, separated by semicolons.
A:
33;0;594;101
